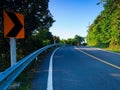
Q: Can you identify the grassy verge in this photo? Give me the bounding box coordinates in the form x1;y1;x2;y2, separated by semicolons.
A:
104;48;120;53
8;46;57;90
92;45;120;53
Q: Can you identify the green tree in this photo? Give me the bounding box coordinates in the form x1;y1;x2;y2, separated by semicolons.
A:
0;0;55;71
73;35;84;46
65;35;84;46
87;0;120;49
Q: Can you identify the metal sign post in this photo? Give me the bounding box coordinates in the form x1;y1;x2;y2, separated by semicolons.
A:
54;40;56;44
53;36;57;44
10;38;16;66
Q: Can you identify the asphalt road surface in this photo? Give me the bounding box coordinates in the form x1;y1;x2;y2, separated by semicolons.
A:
32;46;120;90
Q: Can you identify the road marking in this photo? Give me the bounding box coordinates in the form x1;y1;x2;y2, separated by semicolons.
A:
47;48;59;90
75;47;120;70
87;46;120;55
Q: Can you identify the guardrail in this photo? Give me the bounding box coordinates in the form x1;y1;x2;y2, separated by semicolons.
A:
0;44;58;90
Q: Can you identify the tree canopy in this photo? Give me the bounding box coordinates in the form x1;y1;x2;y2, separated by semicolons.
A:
0;0;56;71
87;0;120;49
0;0;55;36
64;35;85;46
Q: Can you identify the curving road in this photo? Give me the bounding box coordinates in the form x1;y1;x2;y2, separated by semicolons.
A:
32;46;120;90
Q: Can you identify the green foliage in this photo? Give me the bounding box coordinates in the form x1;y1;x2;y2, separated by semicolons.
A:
73;35;84;45
65;35;84;46
0;0;55;37
0;0;56;71
87;0;120;49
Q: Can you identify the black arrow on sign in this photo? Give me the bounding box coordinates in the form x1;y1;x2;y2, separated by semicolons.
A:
6;11;23;37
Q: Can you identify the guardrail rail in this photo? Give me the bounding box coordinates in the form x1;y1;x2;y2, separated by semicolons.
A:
0;44;58;90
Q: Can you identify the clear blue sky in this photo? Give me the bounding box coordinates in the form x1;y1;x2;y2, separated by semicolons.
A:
49;0;104;39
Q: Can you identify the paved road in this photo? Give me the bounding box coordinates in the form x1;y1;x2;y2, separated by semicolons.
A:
32;46;120;90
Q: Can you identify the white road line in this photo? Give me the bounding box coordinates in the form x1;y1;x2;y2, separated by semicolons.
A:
75;47;120;70
47;48;59;90
89;46;120;55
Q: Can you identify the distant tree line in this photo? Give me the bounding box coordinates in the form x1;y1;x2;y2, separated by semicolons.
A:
0;0;59;71
86;0;120;49
61;35;85;46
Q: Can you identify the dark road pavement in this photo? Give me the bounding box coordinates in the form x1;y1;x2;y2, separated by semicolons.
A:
32;46;120;90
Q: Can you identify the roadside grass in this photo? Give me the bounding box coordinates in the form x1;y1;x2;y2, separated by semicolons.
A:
104;48;120;53
8;47;57;90
92;45;120;53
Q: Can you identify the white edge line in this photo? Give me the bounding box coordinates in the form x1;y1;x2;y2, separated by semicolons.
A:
47;48;59;90
88;46;120;55
75;47;120;70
